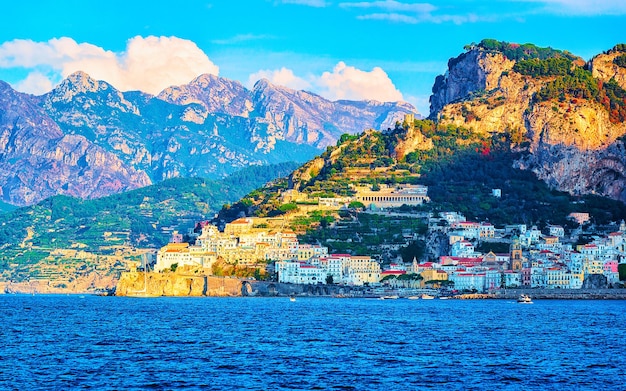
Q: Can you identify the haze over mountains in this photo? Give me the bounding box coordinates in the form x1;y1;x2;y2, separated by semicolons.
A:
0;72;415;206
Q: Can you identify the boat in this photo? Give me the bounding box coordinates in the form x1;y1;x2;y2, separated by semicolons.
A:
517;294;533;304
289;295;296;302
407;296;420;300
380;295;399;300
421;294;435;300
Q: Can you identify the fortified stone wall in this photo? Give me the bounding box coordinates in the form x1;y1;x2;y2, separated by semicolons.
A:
115;272;355;297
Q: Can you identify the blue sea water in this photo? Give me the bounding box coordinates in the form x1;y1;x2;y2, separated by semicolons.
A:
0;295;624;390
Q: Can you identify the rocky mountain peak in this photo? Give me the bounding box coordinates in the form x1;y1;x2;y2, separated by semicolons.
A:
1;67;417;206
157;73;251;117
44;71;138;115
55;71;109;98
429;48;515;117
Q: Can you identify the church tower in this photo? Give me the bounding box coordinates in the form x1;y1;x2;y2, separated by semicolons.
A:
510;237;523;271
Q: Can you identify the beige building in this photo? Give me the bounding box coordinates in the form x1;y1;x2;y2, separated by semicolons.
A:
420;269;448;287
224;218;254;235
355;184;429;209
344;256;381;285
155;243;217;272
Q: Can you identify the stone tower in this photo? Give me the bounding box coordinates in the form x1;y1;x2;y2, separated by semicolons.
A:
510;237;523;271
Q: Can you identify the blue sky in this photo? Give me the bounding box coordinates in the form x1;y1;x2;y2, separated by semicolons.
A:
1;0;624;115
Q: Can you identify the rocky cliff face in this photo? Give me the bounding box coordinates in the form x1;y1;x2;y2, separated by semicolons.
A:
162;76;416;151
589;50;626;90
430;50;515;116
0;81;150;205
430;43;626;203
158;73;252;117
1;72;416;206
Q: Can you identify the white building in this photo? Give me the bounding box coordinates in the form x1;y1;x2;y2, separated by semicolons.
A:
448;272;486;292
275;261;326;284
548;225;565;238
154;243;217;272
450;240;476;257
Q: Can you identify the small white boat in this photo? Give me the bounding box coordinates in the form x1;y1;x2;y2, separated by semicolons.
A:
421;294;435;300
517;294;533;304
380;295;399;300
289;295;296;302
407;296;420;300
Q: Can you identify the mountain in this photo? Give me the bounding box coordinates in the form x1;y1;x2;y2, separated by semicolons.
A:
0;79;150;206
429;40;626;203
0;72;416;206
158;74;417;150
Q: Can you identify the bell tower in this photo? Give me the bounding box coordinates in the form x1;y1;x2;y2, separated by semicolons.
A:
510;237;523;271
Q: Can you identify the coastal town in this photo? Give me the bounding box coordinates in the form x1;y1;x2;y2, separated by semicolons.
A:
152;184;626;295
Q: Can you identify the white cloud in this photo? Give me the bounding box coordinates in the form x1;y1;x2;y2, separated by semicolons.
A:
340;0;492;24
279;0;328;6
340;1;436;13
247;67;312;90
0;36;219;95
318;62;403;101
248;62;404;102
357;12;420;23
520;0;626;15
14;71;54;95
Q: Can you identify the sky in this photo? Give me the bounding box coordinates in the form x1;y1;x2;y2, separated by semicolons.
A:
1;0;624;115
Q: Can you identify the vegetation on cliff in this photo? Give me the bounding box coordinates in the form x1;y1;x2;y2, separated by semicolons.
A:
469;39;580;61
533;67;626;123
613;54;626;69
513;57;573;77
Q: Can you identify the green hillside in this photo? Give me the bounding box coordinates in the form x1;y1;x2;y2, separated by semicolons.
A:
214;120;626;260
0;162;299;278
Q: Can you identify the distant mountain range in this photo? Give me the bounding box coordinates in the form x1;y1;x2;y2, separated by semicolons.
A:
0;72;416;206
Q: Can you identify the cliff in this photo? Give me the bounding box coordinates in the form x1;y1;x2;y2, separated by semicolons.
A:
116;271;218;297
589;49;626;90
0;80;150;206
430;40;626;202
115;272;350;297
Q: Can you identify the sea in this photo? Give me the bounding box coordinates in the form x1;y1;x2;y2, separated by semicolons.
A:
0;295;624;391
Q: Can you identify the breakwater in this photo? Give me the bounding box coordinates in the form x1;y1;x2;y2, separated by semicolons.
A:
452;289;626;300
494;288;626;300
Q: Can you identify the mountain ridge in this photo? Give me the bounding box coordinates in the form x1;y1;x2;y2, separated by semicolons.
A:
0;71;415;206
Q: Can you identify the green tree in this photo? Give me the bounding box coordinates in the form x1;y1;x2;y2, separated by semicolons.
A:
326;274;334;284
619;263;626;281
348;201;365;209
